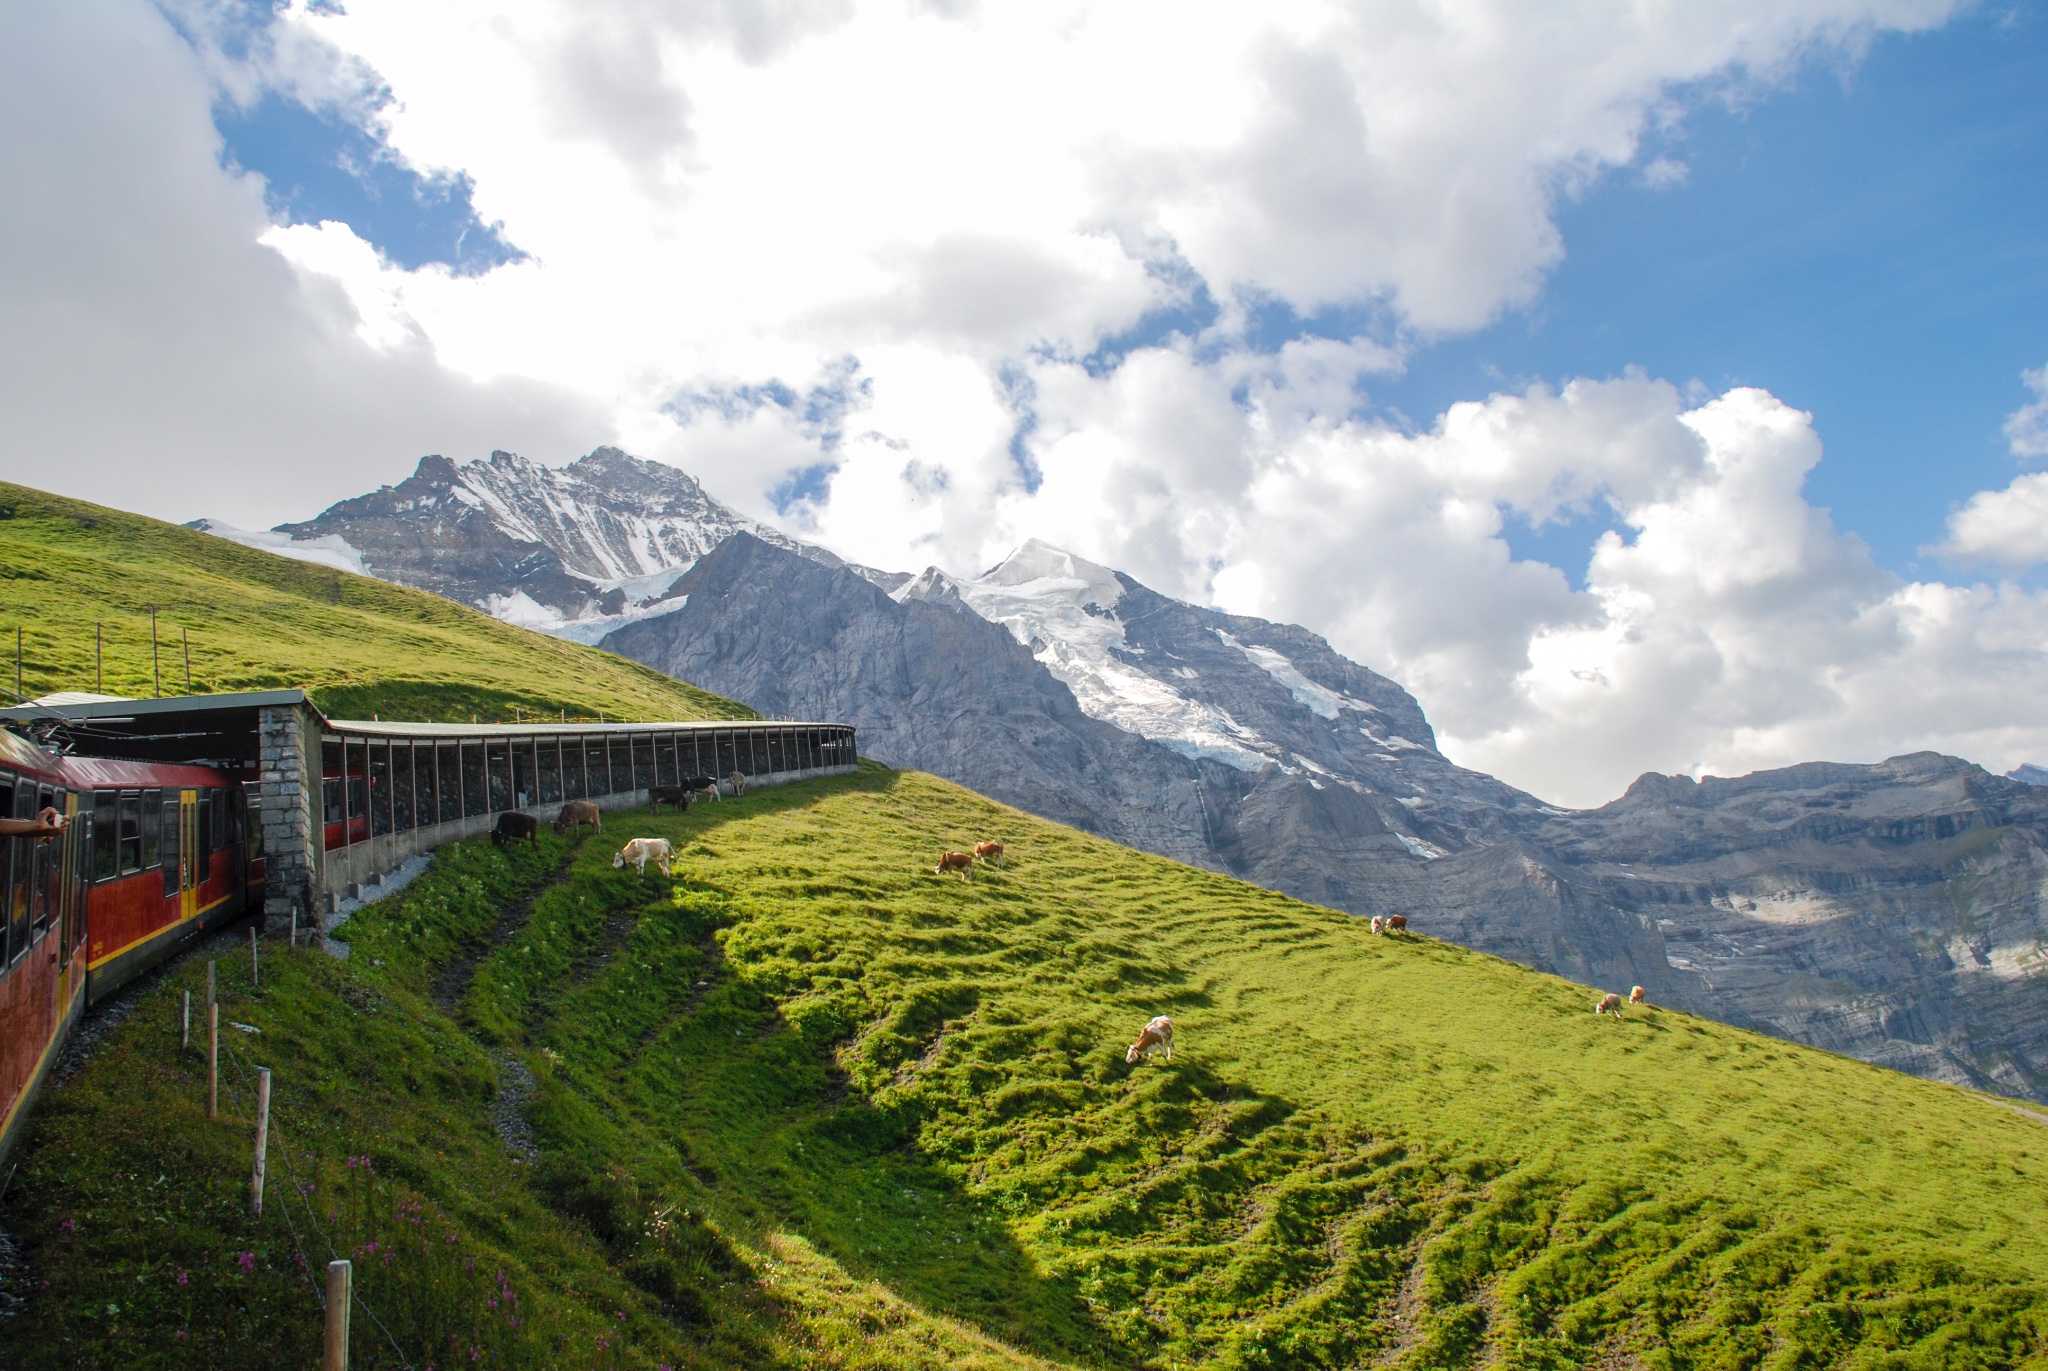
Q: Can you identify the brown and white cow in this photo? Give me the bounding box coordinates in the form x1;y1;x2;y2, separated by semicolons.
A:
973;840;1005;868
1594;992;1623;1015
935;851;973;881
554;800;601;835
613;837;675;876
1370;916;1386;935
1628;985;1646;1006
1384;914;1409;934
730;770;748;797
1126;1016;1174;1064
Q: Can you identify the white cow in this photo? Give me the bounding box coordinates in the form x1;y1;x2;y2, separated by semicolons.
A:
613;837;675;876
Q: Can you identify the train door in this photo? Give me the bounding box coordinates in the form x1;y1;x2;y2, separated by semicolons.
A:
56;793;85;1009
177;789;198;922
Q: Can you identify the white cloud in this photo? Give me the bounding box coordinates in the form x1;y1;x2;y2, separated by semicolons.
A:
1936;472;2048;569
2003;363;2048;459
0;0;605;526
12;0;2034;810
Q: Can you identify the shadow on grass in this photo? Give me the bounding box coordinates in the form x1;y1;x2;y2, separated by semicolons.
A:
515;765;1289;1366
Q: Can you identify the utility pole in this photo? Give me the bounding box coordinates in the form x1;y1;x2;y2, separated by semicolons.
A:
144;605;161;698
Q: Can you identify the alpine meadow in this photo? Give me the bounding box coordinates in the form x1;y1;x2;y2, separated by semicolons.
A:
3;757;2045;1368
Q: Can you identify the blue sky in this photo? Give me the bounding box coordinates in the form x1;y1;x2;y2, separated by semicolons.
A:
216;93;523;276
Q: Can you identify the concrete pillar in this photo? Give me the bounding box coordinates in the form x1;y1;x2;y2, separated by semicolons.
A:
257;703;318;931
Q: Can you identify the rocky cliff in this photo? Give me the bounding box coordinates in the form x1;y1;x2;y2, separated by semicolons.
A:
207;452;2048;1101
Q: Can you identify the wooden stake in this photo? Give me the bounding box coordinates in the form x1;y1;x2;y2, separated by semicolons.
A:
207;958;215;1007
181;988;190;1050
250;925;259;988
207;1001;218;1120
250;1067;271;1215
324;1259;352;1370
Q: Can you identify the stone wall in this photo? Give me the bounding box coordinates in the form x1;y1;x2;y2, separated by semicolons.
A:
256;704;318;929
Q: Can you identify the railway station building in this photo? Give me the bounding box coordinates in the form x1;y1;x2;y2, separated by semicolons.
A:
0;690;858;928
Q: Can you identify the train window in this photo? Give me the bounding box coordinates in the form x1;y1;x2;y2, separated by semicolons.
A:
161;793;182;898
536;739;560;805
369;743;392;837
7;834;25;964
562;738;586;801
140;788;162;868
242;783;265;860
436;743;460;824
116;791;140;873
484;741;510;811
391;743;414;833
197;791;215;872
92;789;119;881
27;786;54;938
460;743;486;818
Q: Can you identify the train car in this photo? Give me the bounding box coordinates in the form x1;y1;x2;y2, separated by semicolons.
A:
0;729;250;1168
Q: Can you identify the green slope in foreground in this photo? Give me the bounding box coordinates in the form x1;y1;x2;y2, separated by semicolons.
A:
4;767;2047;1369
0;481;750;721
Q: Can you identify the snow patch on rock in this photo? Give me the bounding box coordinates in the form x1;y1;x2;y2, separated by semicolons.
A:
190;518;367;575
1217;630;1377;719
958;540;1275;771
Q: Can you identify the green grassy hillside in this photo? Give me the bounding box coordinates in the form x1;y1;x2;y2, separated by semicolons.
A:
0;482;751;721
4;765;2046;1368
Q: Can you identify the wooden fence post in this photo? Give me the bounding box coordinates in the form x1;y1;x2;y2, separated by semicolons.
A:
324;1259;352;1370
250;1067;270;1215
207;958;215;1008
181;988;190;1051
207;1001;218;1120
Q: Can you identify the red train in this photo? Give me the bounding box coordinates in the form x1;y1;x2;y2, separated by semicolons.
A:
0;728;251;1167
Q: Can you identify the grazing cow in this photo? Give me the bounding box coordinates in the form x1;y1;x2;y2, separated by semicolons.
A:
934;851;973;881
730;770;748;798
1595;992;1623;1016
491;812;540;848
613;837;675;876
1385;914;1409;934
554;800;601;835
1629;985;1646;1006
1370;916;1385;935
1126;1016;1174;1064
973;840;1005;867
648;786;691;814
680;775;721;803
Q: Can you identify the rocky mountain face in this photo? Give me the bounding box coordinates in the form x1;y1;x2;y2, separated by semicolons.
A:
255;447;897;637
215;452;2048;1102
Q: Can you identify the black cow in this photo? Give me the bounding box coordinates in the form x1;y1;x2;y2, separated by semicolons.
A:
492;811;540;848
648;785;692;814
679;775;721;803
